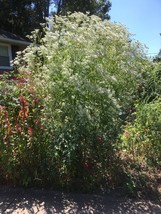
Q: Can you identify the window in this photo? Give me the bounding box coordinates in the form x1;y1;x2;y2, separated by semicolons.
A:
0;44;12;69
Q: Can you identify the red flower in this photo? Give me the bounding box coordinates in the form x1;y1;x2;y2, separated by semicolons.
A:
34;98;40;104
28;127;33;134
12;77;28;83
28;87;34;93
15;124;21;133
19;96;29;120
18;78;27;83
34;119;42;129
20;96;27;107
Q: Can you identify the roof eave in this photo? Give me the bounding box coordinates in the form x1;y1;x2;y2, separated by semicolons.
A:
0;37;31;46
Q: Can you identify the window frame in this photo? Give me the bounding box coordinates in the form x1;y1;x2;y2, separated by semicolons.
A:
0;43;12;69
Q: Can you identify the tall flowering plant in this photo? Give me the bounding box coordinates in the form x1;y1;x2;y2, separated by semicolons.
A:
0;13;152;189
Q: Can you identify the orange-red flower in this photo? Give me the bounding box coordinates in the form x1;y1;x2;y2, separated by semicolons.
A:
18;106;29;120
18;96;29;120
20;95;27;107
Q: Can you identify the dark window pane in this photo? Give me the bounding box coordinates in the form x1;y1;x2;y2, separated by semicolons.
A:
0;56;10;66
0;46;8;56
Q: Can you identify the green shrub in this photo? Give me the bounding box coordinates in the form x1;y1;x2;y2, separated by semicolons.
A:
0;13;150;189
138;62;161;102
122;100;161;167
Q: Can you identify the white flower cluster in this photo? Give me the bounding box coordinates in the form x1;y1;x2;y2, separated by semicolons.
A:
13;12;151;131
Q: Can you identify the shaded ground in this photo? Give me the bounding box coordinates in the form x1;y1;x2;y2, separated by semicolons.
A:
0;185;161;214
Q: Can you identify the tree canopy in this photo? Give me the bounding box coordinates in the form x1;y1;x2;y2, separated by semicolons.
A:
0;0;111;37
53;0;112;20
0;0;51;37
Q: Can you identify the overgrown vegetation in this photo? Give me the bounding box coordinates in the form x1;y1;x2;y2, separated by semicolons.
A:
0;13;160;196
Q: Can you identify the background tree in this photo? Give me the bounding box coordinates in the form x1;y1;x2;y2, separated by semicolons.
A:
0;0;51;37
53;0;112;20
0;0;112;36
153;34;161;62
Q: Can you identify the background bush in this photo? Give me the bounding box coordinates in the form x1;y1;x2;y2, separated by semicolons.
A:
122;100;161;167
121;63;161;168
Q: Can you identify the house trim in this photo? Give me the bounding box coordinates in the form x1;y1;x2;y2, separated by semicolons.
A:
0;37;30;46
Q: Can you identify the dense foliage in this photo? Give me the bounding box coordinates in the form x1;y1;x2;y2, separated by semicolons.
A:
122;100;161;167
122;62;161;168
0;0;51;37
1;13;159;192
0;0;111;37
53;0;111;19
